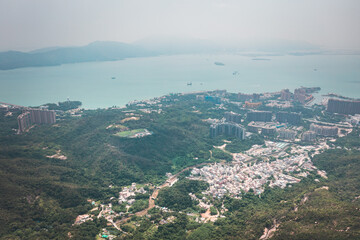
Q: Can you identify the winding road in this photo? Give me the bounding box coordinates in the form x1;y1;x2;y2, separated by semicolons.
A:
117;162;210;224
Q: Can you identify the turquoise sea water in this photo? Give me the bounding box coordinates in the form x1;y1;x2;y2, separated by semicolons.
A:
0;54;359;109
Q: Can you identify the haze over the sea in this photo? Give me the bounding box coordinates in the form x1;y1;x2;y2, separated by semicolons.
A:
1;54;359;109
1;0;359;52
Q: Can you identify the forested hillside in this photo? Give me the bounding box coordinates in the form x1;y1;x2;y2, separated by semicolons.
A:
0;98;219;239
1;96;359;239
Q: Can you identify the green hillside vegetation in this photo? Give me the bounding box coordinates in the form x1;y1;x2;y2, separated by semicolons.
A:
157;179;209;211
1;95;359;239
43;100;82;111
225;134;265;153
129;199;149;213
0;97;221;239
211;148;233;162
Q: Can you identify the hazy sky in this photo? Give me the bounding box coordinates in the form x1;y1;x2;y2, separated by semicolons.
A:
1;0;360;51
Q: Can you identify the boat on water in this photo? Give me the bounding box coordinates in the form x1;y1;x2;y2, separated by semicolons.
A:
112;77;116;79
187;82;192;86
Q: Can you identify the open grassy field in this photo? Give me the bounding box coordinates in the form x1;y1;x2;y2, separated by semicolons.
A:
114;129;147;138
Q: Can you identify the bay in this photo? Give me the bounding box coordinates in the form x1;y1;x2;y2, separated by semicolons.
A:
0;54;359;109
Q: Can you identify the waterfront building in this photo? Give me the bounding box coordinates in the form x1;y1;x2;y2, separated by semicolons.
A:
310;123;338;136
225;112;242;123
29;109;56;124
17;109;56;133
327;98;360;115
276;111;301;125
247;111;272;122
302;131;316;141
17;112;32;133
210;122;246;140
280;89;293;101
294;93;306;103
0;105;8;112
293;88;307;103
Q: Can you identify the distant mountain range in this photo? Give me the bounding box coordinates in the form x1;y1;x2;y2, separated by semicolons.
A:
134;37;324;55
0;41;156;70
1;38;357;70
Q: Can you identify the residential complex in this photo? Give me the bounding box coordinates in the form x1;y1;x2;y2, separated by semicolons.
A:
327;98;360;115
247;111;272;122
310;123;338;136
17;112;32;133
17;109;56;133
29;109;56;124
276;111;301;125
225;112;242;123
280;89;293;101
237;92;260;101
247;121;277;135
278;129;296;140
294;88;307;103
279;87;316;105
210;122;246;140
302;131;316;142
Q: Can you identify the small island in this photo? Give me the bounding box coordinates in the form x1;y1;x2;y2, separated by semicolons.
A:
252;58;271;61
